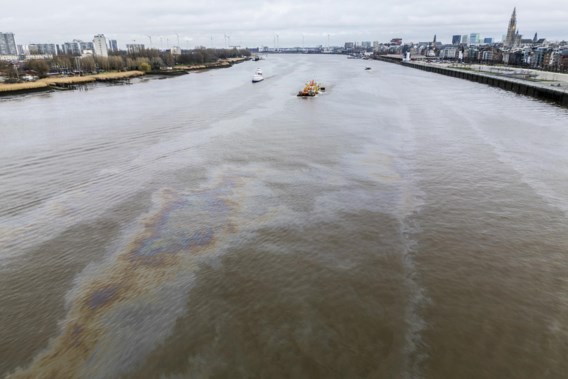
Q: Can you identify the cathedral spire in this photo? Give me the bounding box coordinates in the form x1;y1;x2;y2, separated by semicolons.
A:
505;7;518;47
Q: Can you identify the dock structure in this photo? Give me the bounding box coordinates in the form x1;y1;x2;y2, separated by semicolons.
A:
374;56;568;108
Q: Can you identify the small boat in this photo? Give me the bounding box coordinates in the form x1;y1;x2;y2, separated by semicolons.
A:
252;68;263;83
297;80;320;97
365;67;371;70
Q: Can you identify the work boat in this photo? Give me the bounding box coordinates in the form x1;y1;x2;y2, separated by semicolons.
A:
252;68;263;83
297;80;321;97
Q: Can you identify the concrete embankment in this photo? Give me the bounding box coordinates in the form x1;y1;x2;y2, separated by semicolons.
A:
0;71;145;96
374;56;568;108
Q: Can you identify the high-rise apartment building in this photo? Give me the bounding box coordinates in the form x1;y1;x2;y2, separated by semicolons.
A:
28;44;58;55
93;34;108;57
108;39;118;52
62;40;94;55
0;32;18;55
469;33;481;45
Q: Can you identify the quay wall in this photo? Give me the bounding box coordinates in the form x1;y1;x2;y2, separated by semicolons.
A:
374;57;568;108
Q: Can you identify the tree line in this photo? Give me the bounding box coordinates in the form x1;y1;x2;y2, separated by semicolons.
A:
1;48;251;79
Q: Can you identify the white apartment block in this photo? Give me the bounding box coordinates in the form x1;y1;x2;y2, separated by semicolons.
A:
93;34;109;57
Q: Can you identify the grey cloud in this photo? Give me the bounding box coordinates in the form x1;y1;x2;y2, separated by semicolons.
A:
2;0;567;47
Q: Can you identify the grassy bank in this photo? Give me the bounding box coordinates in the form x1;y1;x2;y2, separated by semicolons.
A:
0;71;145;95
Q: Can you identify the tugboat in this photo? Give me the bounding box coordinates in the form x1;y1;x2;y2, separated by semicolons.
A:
297;80;320;97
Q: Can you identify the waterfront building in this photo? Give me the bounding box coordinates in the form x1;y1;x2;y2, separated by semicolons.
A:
504;8;518;47
62;42;80;55
93;34;109;57
0;54;19;62
452;35;462;45
79;40;94;52
560;50;568;71
469;33;481;45
62;40;94;56
344;42;354;50
28;43;58;56
521;38;534;45
481;50;494;61
0;32;17;55
439;47;458;59
533;47;549;68
126;44;145;54
361;41;372;49
108;39;118;52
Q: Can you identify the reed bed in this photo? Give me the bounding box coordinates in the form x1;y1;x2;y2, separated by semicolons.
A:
0;71;145;94
92;71;145;81
0;81;49;93
42;76;95;85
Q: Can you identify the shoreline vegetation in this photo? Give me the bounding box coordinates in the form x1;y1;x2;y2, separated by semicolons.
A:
0;57;249;96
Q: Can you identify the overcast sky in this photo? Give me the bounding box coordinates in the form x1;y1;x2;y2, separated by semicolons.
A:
1;0;567;48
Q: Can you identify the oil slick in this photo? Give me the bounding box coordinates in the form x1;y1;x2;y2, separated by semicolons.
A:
8;174;244;379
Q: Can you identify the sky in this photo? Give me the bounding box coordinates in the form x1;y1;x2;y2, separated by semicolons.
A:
1;0;567;48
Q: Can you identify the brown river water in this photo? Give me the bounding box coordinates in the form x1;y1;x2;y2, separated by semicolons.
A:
1;54;568;378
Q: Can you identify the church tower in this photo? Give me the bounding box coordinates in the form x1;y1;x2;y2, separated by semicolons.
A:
504;7;517;47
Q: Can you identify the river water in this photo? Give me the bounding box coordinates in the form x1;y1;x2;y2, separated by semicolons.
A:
1;54;568;378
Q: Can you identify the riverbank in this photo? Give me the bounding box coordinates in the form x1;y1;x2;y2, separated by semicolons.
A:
152;56;250;74
0;71;145;96
0;57;250;96
374;56;568;108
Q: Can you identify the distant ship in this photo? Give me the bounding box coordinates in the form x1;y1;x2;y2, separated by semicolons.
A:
252;68;263;83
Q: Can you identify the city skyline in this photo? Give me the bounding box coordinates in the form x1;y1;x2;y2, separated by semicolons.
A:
1;0;567;48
